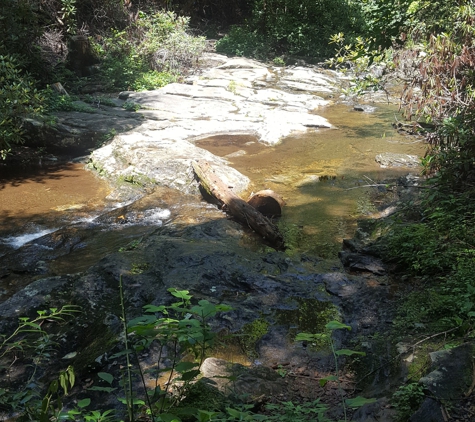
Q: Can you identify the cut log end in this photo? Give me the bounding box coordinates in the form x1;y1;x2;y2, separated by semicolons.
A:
192;160;285;250
247;190;285;217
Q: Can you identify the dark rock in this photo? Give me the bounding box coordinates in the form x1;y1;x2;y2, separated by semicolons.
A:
200;357;287;398
339;251;386;275
352;398;396;422
409;397;446;422
67;35;99;77
419;343;475;400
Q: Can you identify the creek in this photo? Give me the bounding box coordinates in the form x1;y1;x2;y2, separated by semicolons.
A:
0;98;426;420
0;103;424;291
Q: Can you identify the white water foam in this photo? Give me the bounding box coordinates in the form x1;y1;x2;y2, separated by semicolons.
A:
1;228;58;249
141;208;171;225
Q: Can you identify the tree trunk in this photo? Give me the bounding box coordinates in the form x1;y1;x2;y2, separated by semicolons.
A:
192;160;285;249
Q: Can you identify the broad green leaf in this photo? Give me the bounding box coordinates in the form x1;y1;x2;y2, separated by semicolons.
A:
179;369;201;381
175;361;199;373
168;288;192;300
143;304;166;313
325;321;351;331
77;398;91;408
98;372;114;384
156;413;182;422
295;332;320;342
345;396;377;408
319;375;338;387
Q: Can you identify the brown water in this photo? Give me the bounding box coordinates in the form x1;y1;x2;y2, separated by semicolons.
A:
196;104;425;258
0;162;111;236
0;104;425;269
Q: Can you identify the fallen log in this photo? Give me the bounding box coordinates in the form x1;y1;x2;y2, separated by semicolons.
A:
248;190;285;218
192;160;285;249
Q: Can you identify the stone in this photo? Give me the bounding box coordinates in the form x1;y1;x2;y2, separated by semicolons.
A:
200;358;286;398
419;343;475;400
375;152;420;168
339;251;386;275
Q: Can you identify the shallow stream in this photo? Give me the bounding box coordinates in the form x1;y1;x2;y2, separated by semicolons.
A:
0;103;425;301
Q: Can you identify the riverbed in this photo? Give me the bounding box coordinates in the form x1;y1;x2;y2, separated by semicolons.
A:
0;102;425;303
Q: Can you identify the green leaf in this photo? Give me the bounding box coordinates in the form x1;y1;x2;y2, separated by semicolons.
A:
319;375;338;387
143;304;166;313
179;369;201;381
345;396;377;408
335;349;366;357
77;398;91;408
98;372;114;384
156;412;182;422
295;332;327;342
175;361;199;373
168;288;192;300
325;321;351;331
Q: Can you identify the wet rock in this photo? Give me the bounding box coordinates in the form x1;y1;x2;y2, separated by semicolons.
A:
201;357;287;398
352;398;396;422
23;106;143;154
419;343;475;400
375;152;420;168
83;54;335;195
354;105;376;113
339;251;386;275
409;398;446;422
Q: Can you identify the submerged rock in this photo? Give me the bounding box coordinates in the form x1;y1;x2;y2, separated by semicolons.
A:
375;152;420;168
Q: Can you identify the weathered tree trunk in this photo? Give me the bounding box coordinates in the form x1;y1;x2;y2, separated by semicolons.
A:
247;189;285;217
192;160;285;249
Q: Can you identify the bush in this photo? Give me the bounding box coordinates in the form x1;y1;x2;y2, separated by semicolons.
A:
94;10;206;91
0;55;44;159
217;0;365;60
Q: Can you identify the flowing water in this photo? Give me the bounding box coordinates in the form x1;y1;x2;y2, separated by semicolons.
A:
0;104;426;300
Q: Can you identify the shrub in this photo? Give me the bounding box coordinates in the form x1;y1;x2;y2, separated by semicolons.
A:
0;55;44;159
94;10;206;91
217;0;365;60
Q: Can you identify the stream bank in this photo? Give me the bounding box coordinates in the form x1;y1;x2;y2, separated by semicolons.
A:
0;53;446;421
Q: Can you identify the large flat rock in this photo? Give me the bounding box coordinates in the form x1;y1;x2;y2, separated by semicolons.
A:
83;54;339;194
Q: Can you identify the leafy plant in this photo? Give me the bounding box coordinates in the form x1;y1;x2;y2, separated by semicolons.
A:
0;305;80;419
98;283;233;420
392;382;425;422
93;10;205;92
0;54;45;158
217;0;365;60
296;321;375;421
265;400;330;422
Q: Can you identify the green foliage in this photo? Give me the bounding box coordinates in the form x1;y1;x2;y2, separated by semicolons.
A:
0;0;43;72
0;55;45;158
326;33;393;97
265;400;330;421
216;27;273;59
106;284;233;420
391;383;425;422
296;321;374;422
132;70;177;91
217;0;365;60
382;222;452;276
0;305;81;419
94;10;205;91
59;0;78;35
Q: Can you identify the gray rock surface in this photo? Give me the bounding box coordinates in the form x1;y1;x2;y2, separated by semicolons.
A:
86;54;337;195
